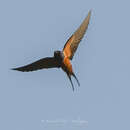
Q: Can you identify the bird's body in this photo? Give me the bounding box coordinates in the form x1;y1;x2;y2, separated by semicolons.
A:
12;10;91;91
62;57;73;75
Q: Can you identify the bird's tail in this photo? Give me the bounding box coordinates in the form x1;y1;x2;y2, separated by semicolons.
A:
72;72;80;87
67;74;75;91
67;72;80;91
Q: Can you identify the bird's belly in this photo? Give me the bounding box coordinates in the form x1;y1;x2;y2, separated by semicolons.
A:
61;57;73;74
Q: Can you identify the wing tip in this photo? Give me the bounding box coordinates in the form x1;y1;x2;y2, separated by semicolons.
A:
11;68;18;71
89;9;92;14
87;9;92;18
11;67;26;72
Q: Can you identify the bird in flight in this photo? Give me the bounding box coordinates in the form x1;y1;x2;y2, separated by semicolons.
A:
12;10;91;91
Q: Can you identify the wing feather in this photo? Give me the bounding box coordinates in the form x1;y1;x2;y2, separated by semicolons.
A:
63;10;91;60
12;57;60;72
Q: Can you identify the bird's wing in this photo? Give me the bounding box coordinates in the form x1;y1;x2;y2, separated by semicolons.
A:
63;10;91;60
12;57;60;72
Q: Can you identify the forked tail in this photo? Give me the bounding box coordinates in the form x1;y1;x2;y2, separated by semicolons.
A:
67;72;80;91
72;73;80;86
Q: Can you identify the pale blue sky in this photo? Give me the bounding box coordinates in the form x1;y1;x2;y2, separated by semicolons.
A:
0;0;130;130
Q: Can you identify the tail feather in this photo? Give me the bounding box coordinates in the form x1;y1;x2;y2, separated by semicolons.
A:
72;73;80;86
67;74;75;91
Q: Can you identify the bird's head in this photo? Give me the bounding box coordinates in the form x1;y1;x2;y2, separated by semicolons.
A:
54;51;64;61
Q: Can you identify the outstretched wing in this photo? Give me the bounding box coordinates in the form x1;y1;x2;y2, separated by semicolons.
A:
12;57;60;72
63;10;91;60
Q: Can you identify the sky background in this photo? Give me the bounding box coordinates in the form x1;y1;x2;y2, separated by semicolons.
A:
0;0;130;130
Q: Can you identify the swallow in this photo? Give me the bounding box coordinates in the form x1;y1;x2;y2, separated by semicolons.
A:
12;10;91;91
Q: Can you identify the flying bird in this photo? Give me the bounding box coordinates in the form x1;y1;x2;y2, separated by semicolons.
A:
12;10;91;91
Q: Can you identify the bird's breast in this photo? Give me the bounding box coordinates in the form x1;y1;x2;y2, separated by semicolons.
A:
61;57;73;74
